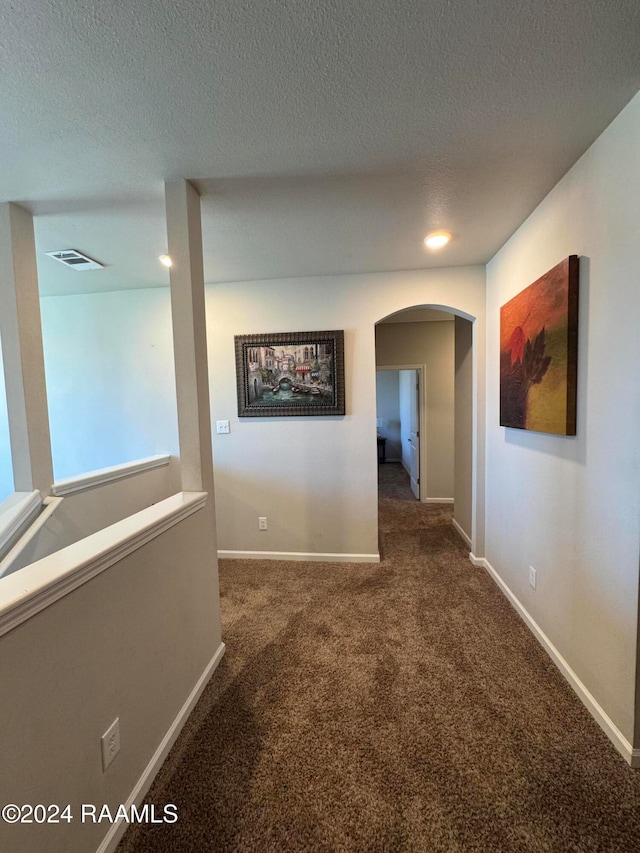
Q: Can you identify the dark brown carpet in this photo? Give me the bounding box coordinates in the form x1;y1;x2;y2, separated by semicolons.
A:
118;465;640;852
378;459;417;502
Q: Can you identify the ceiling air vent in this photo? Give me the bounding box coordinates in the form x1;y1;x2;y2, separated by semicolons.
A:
45;250;104;271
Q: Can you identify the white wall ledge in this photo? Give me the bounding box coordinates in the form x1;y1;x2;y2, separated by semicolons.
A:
0;491;42;557
0;496;64;579
0;490;207;638
51;454;172;497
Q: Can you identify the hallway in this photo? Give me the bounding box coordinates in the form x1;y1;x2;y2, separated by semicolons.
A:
378;460;417;502
119;487;640;852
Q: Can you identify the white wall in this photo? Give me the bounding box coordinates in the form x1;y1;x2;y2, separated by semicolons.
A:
3;460;182;574
375;370;401;460
0;339;13;503
27;266;485;559
40;289;179;482
0;500;222;853
485;92;640;745
376;320;455;500
207;266;485;558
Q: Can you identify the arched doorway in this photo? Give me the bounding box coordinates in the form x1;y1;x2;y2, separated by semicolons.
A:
374;305;474;550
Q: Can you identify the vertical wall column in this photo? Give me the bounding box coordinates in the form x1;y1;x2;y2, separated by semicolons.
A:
0;203;54;495
164;180;215;497
454;316;473;544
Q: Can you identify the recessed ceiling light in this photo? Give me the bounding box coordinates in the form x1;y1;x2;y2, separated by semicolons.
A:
159;254;173;268
424;232;451;250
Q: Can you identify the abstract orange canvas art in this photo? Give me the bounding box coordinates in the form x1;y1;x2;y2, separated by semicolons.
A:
500;256;579;435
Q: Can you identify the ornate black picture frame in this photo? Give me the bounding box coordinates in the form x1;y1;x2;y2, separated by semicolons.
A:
234;330;345;417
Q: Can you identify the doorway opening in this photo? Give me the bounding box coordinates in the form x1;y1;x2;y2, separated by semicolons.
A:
376;367;422;500
374;305;474;552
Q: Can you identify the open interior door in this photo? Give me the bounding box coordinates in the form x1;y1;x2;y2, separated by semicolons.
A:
408;369;421;499
398;368;422;500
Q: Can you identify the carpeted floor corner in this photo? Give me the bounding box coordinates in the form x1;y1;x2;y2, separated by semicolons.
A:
117;463;640;852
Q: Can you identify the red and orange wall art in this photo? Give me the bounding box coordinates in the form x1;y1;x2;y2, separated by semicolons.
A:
500;256;579;435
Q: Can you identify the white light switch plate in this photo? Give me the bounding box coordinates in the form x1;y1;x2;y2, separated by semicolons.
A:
216;420;230;434
101;717;120;771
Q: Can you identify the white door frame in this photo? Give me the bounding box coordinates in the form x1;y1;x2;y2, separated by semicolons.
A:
376;363;427;503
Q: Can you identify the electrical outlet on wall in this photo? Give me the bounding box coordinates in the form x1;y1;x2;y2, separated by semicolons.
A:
101;717;121;771
258;517;268;530
529;565;537;589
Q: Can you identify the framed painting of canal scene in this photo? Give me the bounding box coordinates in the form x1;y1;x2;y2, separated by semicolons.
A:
235;330;345;417
500;255;579;435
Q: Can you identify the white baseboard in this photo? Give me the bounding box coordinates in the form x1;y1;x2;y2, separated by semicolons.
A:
452;518;471;548
218;549;380;563
424;497;454;504
469;553;636;767
98;642;226;853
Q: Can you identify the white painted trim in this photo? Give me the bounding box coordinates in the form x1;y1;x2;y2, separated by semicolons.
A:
0;496;63;579
219;549;380;563
51;454;171;496
97;642;226;853
0;491;207;638
425;497;454;504
452;518;472;548
0;490;42;556
471;553;636;766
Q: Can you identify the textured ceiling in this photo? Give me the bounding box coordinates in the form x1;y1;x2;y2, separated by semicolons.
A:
1;0;639;295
